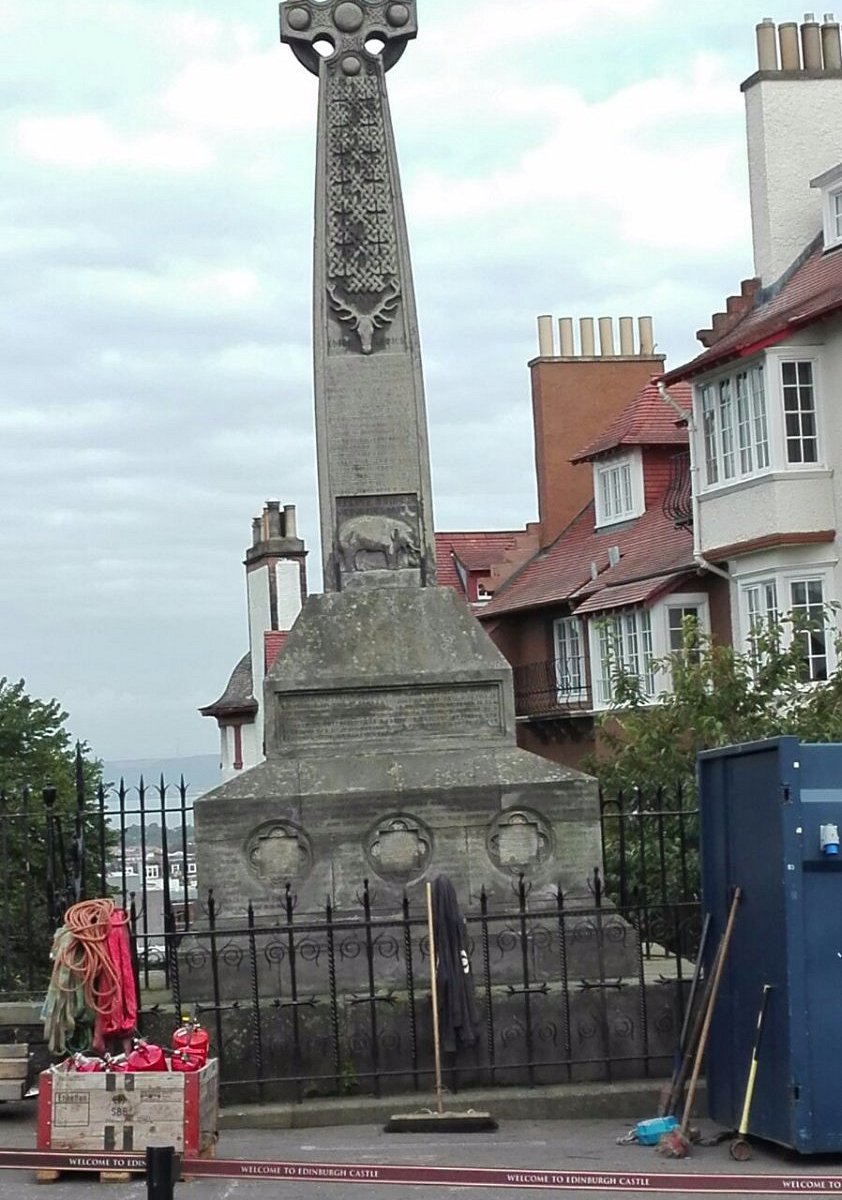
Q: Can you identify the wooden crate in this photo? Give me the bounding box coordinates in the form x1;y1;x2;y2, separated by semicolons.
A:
36;1058;218;1156
0;1044;29;1102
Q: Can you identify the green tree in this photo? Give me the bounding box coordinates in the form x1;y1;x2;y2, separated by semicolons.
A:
587;609;842;914
0;677;102;995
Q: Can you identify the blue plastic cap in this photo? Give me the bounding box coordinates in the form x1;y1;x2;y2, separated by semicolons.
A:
824;843;840;856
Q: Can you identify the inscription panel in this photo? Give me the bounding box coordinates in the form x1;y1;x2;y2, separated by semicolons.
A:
325;354;420;489
277;683;504;746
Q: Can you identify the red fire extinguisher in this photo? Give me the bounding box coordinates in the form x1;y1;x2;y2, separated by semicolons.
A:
71;1053;104;1073
172;1015;209;1068
126;1040;167;1072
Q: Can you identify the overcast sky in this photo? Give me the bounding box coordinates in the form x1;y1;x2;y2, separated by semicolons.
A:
0;0;801;762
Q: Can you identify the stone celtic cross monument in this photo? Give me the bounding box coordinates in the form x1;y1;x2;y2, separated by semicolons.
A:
281;0;435;594
193;1;602;920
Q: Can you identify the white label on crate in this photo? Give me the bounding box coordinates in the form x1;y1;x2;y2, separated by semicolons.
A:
54;1094;91;1127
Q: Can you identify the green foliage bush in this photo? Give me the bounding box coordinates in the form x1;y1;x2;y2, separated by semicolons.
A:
588;608;842;919
0;677;102;996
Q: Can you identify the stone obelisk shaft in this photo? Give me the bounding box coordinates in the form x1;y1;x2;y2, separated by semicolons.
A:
281;1;436;593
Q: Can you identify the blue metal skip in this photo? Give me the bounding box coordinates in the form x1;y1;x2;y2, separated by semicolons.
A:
699;737;842;1154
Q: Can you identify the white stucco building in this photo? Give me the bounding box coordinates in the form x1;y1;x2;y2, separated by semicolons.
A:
200;501;308;781
663;13;842;678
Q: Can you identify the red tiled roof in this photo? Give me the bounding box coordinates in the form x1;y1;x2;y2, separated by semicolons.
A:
571;378;691;462
480;501;695;618
573;573;687;615
434;531;524;595
663;241;842;384
264;630;288;673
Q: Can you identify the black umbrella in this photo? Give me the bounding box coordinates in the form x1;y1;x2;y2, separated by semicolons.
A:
382;877;495;1132
431;875;479;1053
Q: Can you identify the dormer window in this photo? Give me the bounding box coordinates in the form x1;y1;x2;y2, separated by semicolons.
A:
811;162;842;251
593;450;644;528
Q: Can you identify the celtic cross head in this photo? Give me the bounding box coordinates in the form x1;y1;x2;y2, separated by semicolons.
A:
280;0;417;76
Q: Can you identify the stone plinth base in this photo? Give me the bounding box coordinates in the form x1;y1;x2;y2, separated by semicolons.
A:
195;587;603;915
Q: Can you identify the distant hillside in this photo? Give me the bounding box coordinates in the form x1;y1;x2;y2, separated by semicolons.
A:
103;754;220;796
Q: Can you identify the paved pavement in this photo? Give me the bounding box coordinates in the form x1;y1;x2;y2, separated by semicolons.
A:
2;1091;842;1199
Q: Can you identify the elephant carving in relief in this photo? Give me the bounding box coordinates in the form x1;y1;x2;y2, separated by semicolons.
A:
338;514;421;573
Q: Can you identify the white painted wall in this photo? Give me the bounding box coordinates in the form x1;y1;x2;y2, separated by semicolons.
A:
745;76;842;284
246;566;271;758
699;470;835;554
240;721;261;773
276;560;303;628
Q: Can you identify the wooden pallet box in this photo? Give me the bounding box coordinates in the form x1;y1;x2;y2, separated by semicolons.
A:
0;1044;29;1102
36;1059;218;1155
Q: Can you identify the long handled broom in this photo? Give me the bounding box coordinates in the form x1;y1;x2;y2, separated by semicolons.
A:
657;886;742;1158
384;882;497;1133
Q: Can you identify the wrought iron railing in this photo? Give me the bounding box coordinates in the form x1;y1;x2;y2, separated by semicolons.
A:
131;873;699;1103
662;450;692;528
512;658;591;718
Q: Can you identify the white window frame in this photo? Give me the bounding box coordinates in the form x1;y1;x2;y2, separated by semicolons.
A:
665;598;707;657
780;358;819;466
587;595;710;710
821;183;842;249
695;351;824;491
592;450;644;528
589;607;655;707
553;615;586;703
738;568;836;682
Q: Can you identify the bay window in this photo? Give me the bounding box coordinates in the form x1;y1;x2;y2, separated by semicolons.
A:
740;572;832;682
593;609;655;705
697;355;822;488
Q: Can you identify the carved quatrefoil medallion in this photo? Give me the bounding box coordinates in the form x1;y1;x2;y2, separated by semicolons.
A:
365;813;433;883
486;809;554;876
245;820;313;888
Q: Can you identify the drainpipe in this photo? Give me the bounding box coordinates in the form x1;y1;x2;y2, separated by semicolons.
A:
657;381;731;582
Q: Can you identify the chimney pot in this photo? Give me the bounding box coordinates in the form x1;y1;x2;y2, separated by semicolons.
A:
598;317;615;357
283;504;297;538
537;314;554;357
801;13;823;68
638;316;655;356
822;13;842;66
779;20;802;68
618;316;634;355
756;18;780;69
252;517;262;547
558;317;575;356
579;317;595;357
266;499;282;539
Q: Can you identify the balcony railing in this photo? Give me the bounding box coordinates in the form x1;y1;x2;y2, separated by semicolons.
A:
512;658;591;718
662;449;692;528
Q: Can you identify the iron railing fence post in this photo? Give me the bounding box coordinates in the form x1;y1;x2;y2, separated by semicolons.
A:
325;896;341;1096
206;889;225;1082
178;776;191;930
479;886;495;1087
73;743;86;903
360;879;381;1098
246;900;265;1104
284;883;303;1103
555;885;572;1082
401;891;420;1092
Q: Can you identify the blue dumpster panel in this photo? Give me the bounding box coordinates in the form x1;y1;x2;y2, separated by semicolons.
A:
698;737;842;1154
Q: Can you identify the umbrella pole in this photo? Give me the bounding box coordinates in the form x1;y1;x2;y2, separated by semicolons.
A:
426;880;445;1115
